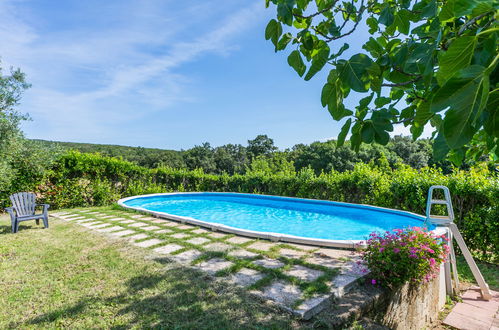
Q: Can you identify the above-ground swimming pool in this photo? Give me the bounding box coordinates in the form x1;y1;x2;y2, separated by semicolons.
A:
118;193;433;248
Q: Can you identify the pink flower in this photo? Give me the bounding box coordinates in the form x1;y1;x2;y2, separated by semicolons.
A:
379;247;385;252
371;279;376;285
393;248;400;253
429;258;435;266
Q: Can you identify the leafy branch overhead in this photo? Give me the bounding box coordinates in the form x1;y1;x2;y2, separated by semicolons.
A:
265;0;499;164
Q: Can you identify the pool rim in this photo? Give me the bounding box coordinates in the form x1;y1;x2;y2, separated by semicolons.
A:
117;192;442;249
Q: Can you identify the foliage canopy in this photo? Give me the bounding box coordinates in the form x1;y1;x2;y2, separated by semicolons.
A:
265;0;499;164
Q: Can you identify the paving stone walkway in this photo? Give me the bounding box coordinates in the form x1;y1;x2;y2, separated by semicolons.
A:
443;287;499;330
51;208;366;319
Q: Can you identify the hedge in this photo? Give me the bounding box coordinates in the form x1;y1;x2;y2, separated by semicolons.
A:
15;151;499;262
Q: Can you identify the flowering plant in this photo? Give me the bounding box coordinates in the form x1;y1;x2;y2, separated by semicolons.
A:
358;227;449;288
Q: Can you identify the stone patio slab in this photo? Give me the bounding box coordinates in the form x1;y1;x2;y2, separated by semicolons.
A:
195;258;233;275
226;236;253;245
207;232;228;239
134;238;164;248
204;242;232;252
186;237;211;245
279;248;307;259
254;280;302;306
306;256;343;269
284;265;324;282
152;219;169;224
80;221;102;227
119;220;135;224
253;258;284;269
229;268;264;287
153;244;183;255
192;228;209;234
247;241;275;251
154;229;173;234
141;226;160;231
97;226;125;233
109;229;136;237
87;223;111;229
171;249;202;264
177;224;195;230
228;249;259;259
171;233;190;239
129;222;148;227
126;233;149;241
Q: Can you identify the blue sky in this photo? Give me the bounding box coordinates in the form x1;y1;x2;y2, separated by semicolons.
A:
0;0;420;150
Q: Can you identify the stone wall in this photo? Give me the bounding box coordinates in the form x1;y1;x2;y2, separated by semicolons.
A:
371;266;446;329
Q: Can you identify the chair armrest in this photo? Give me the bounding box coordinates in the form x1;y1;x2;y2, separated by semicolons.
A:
36;204;50;213
5;207;16;220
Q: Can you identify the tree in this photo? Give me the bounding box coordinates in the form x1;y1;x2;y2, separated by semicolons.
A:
265;0;498;164
213;144;249;175
183;142;217;173
247;134;278;159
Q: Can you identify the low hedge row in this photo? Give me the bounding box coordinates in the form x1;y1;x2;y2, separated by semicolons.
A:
26;151;499;262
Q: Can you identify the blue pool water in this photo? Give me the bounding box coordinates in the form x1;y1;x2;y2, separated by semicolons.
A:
122;193;431;241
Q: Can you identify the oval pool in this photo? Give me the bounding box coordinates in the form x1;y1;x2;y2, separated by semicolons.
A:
118;193;432;248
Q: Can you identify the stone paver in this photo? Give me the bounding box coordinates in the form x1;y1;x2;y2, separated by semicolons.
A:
228;249;259;259
247;241;276;252
152;219;169;224
171;233;190;239
306;256;343;269
97;226;125;233
126;233;149;241
155;229;173;234
443;287;499;330
119;220;135;224
192;228;209;234
254;281;302;306
110;229;136;237
171;249;202;264
226;236;253;245
87;223;111;229
153;244;183;255
134;238;164;248
129;222;148;228
279;248;307;259
99;215;114;219
315;248;353;259
195;258;233;275
288;244;318;251
141;226;160;231
229;268;264;287
66;216;86;221
162;221;180;227
131;214;146;219
108;217;126;221
186;237;211;245
253;258;285;269
284;265;324;282
80;221;102;227
177;224;195;230
208;232;228;239
204;242;232;252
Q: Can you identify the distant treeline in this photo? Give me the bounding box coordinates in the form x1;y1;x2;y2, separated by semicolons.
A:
34;134;477;175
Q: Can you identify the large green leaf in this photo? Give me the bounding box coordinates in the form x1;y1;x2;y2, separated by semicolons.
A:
304;46;329;81
437;36;476;85
431;65;490;148
433;132;450;160
337;118;351;147
265;19;282;47
337;54;373;92
394;10;411;35
288;50;306;77
379;7;394;26
277;0;295;26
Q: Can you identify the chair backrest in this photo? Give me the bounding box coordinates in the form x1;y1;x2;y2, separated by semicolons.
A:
10;192;37;217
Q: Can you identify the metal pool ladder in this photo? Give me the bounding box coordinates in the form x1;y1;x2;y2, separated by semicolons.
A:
426;185;492;300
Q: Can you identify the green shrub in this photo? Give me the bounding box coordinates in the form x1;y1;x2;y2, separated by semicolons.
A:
8;150;497;262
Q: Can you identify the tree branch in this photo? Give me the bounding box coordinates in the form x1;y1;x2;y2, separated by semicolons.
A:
381;76;422;87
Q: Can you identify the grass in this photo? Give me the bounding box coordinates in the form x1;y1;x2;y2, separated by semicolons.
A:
456;255;499;291
1;207;497;329
0;213;300;329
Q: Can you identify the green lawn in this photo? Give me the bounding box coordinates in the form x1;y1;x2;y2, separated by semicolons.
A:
0;213;299;329
1;210;497;329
